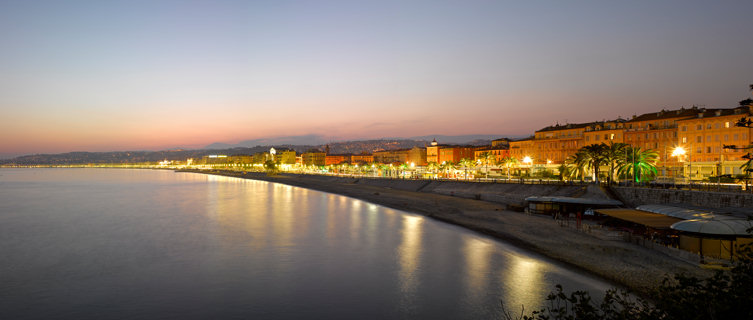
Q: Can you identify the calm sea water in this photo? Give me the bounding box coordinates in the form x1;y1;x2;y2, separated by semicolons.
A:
0;168;611;319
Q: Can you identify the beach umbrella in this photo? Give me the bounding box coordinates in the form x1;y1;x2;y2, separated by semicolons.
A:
670;219;753;237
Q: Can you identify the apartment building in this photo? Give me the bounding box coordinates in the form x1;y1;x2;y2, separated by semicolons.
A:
533;123;589;164
675;106;753;177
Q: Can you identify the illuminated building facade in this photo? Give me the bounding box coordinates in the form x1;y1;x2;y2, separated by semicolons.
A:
583;120;625;147
533;123;589;164
302;150;326;166
473;146;510;162
351;153;374;164
326;154;350;165
509;137;534;162
675;106;753;177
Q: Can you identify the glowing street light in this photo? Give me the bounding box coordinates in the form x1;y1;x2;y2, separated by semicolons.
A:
671;146;686;157
672;146;691;185
522;156;533;178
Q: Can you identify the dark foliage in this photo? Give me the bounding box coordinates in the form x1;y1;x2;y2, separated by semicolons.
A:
503;247;753;320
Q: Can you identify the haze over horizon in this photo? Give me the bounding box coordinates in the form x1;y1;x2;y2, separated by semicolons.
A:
2;0;752;156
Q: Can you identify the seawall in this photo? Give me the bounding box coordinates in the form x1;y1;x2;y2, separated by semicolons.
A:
611;186;753;211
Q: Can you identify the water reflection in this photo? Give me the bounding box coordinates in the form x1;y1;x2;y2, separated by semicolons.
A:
463;237;492;302
398;215;423;297
502;254;547;305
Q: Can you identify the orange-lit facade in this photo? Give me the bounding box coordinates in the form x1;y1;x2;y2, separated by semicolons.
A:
426;139;440;163
373;149;408;164
350;153;374;164
474;146;510;162
583;121;625;146
302;151;326;166
325;154;349;165
624;109;692;171
533;123;589;164
425;139;477;164
438;146;478;163
509;137;534;162
278;150;297;165
373;147;427;165
491;138;511;147
406;146;428;165
675;106;753;177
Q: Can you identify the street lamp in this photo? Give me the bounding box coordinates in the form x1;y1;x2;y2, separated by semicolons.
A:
672;146;686;182
672;146;691;187
522;156;532;178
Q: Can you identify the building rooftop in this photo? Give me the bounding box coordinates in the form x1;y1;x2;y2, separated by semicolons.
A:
626;106;749;123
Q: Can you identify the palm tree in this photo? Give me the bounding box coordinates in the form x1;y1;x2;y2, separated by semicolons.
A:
426;161;440;178
602;142;628;184
263;160;278;175
457;158;475;180
478;152;496;178
580;144;608;183
566;151;589;181
439;161;454;178
498;157;518;180
557;163;571;181
741;154;753;192
618;147;659;183
399;163;409;178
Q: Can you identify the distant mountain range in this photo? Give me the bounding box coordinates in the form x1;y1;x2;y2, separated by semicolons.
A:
1;134;524;165
204;134;519;149
205;134;328;149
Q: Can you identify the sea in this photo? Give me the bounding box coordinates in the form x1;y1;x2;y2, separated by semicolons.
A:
0;168;611;319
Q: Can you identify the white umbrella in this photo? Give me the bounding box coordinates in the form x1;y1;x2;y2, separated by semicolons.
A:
670;219;753;237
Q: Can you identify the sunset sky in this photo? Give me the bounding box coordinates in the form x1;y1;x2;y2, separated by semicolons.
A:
1;0;752;156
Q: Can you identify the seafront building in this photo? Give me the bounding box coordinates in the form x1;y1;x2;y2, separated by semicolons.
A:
185;104;751;182
507;105;753;181
351;153;374;164
302;150;326;166
473;145;510;163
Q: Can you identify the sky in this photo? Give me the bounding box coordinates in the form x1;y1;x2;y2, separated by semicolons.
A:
1;0;752;156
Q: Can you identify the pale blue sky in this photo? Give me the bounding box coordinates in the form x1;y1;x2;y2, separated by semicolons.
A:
1;0;752;154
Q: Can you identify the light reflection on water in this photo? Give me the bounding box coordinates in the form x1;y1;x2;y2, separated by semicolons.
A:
0;168;612;319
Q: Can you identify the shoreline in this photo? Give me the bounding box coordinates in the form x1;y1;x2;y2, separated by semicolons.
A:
183;169;712;296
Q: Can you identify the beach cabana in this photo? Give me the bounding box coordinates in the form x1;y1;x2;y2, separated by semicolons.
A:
595;208;683;230
670;219;753;261
525;196;621;217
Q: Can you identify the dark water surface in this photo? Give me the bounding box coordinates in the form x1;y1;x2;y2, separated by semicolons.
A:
0;168;611;319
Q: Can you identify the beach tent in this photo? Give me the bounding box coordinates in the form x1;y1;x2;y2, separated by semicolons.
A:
670;219;753;260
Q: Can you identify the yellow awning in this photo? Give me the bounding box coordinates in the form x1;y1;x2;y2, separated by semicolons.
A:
595;208;683;229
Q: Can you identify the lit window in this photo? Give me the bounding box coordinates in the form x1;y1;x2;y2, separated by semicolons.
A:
725;122;730;128
682;137;687;143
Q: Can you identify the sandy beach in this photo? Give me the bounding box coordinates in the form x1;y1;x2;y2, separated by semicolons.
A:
184;169;713;295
